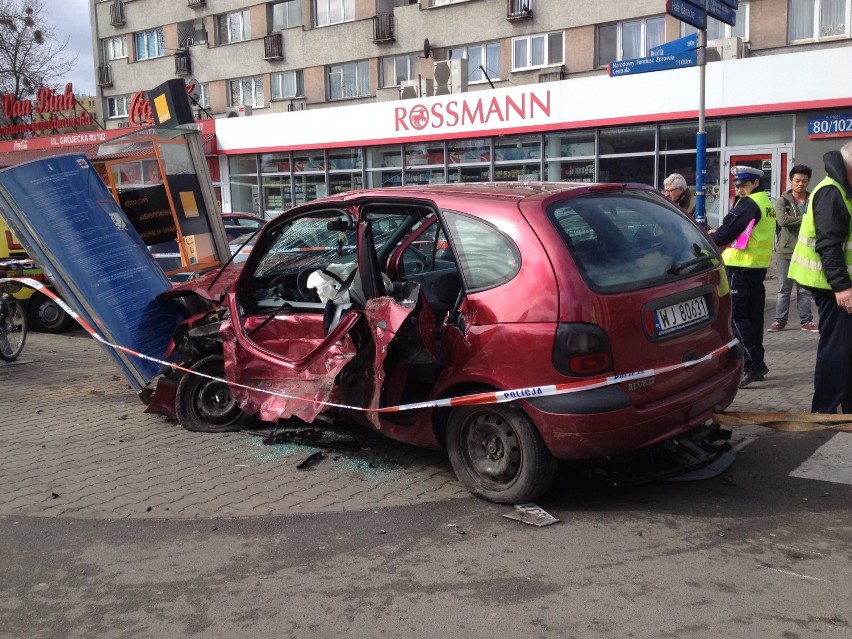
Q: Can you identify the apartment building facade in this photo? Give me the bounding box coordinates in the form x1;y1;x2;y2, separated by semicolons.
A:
88;0;852;225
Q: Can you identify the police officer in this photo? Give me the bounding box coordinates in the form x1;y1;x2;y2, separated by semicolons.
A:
789;141;852;413
708;166;775;388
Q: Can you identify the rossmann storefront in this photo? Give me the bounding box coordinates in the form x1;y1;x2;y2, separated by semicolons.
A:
215;45;852;229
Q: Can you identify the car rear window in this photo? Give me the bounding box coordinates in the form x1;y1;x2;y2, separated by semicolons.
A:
548;192;720;294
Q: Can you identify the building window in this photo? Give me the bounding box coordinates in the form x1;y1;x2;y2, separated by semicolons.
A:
229;76;265;108
682;2;749;41
107;95;130;118
597;16;665;67
512;32;564;71
197;82;211;109
788;0;849;41
429;0;473;6
217;10;251;45
271;70;305;99
314;0;355;27
135;28;165;61
447;42;501;83
327;60;370;100
103;36;127;61
271;0;303;30
380;54;418;88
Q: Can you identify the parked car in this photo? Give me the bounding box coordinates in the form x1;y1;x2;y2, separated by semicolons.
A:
222;212;265;242
149;182;742;503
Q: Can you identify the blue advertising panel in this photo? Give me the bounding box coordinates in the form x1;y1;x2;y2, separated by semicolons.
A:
707;0;737;26
649;34;699;58
667;0;707;30
0;154;187;389
609;51;697;77
808;113;852;139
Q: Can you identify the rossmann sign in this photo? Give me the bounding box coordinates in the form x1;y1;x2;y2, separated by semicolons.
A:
394;89;552;133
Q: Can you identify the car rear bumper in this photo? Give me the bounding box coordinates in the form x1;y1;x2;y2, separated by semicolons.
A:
525;356;743;460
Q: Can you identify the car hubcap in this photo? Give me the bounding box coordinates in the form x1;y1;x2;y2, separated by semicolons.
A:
465;414;521;484
196;380;239;423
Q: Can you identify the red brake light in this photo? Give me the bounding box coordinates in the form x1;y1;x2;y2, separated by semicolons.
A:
553;323;614;377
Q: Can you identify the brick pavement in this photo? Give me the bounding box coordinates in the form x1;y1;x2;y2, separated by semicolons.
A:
0;269;820;520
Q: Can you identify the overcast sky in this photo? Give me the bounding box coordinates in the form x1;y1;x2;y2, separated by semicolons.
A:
44;0;96;96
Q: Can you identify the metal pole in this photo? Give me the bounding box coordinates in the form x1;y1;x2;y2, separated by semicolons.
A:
695;28;707;227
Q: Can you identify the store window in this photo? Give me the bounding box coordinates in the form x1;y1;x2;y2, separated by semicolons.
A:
107;95;130;118
681;2;749;40
600;125;655;155
448;138;491;183
366;145;403;188
217;10;251;45
512;32;564;71
494;135;541;181
380;54;418;88
271;70;304;99
103;36;127;61
293;150;327;204
135;28;165;61
327;60;370;100
727;115;794;145
229;156;261;215
447;42;501;83
260;153;293;217
597;16;665;67
599;125;655;185
314;0;355;27
229;76;264;108
544;131;595;182
788;0;849;41
271;0;303;30
405;142;445;185
328;148;363;195
659;121;721;151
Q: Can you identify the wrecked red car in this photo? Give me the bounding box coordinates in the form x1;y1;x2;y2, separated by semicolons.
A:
147;182;742;503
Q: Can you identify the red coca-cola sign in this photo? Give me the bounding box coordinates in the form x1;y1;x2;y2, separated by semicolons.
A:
128;80;198;126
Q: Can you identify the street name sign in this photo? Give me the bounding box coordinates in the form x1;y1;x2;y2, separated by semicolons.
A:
706;0;737;26
608;50;698;77
718;0;739;8
666;0;706;30
648;34;699;57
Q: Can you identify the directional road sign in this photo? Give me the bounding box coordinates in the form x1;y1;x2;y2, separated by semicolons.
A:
608;50;698;77
667;0;706;30
719;0;739;9
648;34;699;58
707;0;737;26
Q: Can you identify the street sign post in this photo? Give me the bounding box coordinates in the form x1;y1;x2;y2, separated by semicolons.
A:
667;0;706;30
608;51;697;77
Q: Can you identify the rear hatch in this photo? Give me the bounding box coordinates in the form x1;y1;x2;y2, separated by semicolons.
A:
539;187;735;402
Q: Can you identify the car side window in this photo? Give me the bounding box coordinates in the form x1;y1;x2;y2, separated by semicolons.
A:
443;211;520;292
400;222;456;276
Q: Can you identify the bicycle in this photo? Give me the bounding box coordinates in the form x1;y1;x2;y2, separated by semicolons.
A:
0;259;29;361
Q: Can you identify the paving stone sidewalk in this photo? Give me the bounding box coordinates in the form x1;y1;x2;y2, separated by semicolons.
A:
0;269;819;520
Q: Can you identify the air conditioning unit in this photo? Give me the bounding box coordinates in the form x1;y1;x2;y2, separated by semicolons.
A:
433;59;468;96
225;105;252;117
710;36;747;60
399;78;434;100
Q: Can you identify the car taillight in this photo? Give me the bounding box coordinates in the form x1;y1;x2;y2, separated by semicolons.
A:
552;323;614;377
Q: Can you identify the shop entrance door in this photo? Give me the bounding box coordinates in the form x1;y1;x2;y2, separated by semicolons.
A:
720;146;792;224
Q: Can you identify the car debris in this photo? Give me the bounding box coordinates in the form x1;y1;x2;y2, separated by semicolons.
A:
502;503;559;527
296;451;325;471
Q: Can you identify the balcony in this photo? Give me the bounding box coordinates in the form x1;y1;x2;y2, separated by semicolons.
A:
287;100;307;112
538;65;566;83
373;13;394;43
175;50;192;76
507;0;532;21
187;0;205;7
264;33;283;60
109;1;126;26
97;64;113;87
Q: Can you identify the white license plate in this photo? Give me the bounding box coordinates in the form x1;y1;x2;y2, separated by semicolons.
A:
654;295;709;335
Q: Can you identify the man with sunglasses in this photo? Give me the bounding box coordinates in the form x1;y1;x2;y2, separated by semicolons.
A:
708;166;775;388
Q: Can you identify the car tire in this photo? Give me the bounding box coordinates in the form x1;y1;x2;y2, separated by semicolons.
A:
27;292;74;333
175;355;256;433
446;403;557;504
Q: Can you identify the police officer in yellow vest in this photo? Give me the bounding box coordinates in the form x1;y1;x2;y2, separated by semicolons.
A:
708;166;775;388
788;142;852;414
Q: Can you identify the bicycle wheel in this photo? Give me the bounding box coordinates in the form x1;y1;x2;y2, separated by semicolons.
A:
0;296;27;362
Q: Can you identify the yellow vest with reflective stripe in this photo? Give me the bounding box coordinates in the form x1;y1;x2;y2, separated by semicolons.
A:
788;176;852;290
721;190;775;268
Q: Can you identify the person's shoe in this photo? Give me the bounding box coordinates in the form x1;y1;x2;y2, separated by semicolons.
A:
767;321;786;332
754;364;769;381
740;370;756;388
801;322;819;333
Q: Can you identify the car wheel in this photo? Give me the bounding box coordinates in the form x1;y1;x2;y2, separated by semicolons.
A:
28;292;74;333
175;355;256;433
446;403;557;504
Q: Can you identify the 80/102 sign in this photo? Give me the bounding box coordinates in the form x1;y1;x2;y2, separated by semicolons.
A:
808;114;852;139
